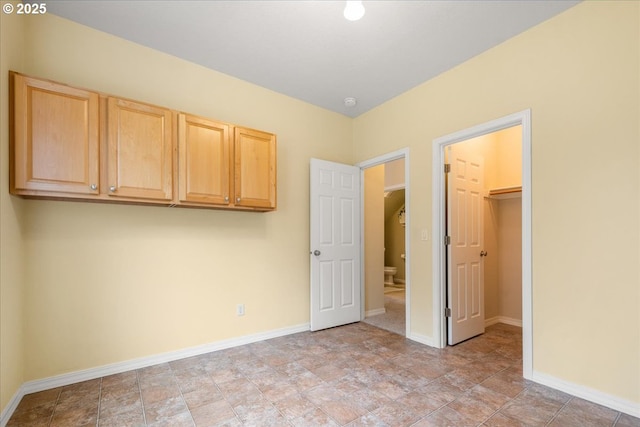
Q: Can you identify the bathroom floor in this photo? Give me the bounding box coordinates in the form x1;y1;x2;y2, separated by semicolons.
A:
8;322;639;426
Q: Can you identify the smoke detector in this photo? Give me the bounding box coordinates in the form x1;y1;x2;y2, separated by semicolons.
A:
344;97;357;108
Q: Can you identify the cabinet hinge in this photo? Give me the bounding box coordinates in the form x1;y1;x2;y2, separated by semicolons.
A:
444;163;451;173
444;235;451;245
445;307;452;317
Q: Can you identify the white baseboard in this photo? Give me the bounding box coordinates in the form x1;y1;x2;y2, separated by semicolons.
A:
485;315;522;328
365;308;386;317
4;322;638;424
0;323;309;427
408;332;435;347
0;387;24;427
531;370;640;418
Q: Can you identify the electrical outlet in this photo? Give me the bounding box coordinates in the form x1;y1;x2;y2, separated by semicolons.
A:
421;229;429;241
236;304;245;316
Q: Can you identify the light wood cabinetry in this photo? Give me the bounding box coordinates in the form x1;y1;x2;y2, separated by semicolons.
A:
178;113;231;206
107;97;174;201
234;127;277;210
10;72;100;197
177;114;277;211
10;72;276;211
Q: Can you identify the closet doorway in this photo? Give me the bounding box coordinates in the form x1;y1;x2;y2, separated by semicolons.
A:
445;126;522;345
432;110;533;379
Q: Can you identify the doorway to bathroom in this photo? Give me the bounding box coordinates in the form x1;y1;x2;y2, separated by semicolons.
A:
359;150;410;337
308;149;410;334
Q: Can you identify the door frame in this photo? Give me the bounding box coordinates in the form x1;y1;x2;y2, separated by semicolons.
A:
357;148;411;336
432;110;532;379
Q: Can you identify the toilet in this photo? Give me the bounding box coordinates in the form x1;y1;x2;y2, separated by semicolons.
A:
384;266;397;285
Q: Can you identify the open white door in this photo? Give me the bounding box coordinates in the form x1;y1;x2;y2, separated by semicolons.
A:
447;145;485;345
310;158;361;331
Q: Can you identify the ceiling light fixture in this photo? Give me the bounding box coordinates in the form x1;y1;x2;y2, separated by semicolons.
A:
343;1;365;21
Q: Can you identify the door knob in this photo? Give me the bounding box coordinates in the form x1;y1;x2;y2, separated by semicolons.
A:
312;250;321;256
109;186;116;192
480;250;488;257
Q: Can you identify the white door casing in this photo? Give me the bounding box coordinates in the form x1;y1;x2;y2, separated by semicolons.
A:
310;158;361;331
447;145;485;345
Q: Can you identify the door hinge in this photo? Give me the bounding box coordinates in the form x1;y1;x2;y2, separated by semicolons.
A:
445;307;451;317
444;235;451;245
444;163;451;173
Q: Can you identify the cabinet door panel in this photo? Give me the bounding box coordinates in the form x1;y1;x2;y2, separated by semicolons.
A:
107;97;173;201
234;127;276;210
178;114;231;205
12;74;99;195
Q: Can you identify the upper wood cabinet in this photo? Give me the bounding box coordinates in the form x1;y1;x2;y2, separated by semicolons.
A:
10;72;276;212
234;127;277;210
178;115;277;211
107;97;174;202
10;72;100;197
178;113;231;206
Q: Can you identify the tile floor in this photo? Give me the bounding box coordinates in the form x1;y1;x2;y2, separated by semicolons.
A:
7;323;640;426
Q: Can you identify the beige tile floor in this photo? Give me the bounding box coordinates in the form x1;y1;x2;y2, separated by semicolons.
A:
8;323;640;426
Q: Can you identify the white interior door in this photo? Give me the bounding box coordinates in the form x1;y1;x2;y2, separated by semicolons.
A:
310;158;361;331
447;145;485;345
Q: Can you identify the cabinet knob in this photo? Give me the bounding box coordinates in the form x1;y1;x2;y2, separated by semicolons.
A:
236;197;241;203
224;196;229;202
90;184;97;191
109;186;116;192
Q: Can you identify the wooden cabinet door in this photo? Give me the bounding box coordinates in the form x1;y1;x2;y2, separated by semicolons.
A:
234;127;277;210
178;114;231;206
107;97;174;201
11;73;100;196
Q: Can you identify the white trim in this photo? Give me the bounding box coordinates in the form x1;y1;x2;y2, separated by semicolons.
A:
0;387;24;427
407;332;435;347
5;331;637;426
531;371;640;418
357;148;408;169
0;323;302;425
384;183;405;192
485;316;523;328
0;322;308;426
365;308;386;317
357;148;411;338
432;110;532;381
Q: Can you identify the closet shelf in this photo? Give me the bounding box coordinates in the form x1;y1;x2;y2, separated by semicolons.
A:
486;186;522;200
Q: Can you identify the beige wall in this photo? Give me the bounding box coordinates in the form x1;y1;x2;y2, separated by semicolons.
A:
384;158;405;189
0;2;26;412
496;126;522;188
497;198;522;321
9;13;353;384
384;158;406;283
364;165;385;313
384;200;406;283
353;1;639;404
